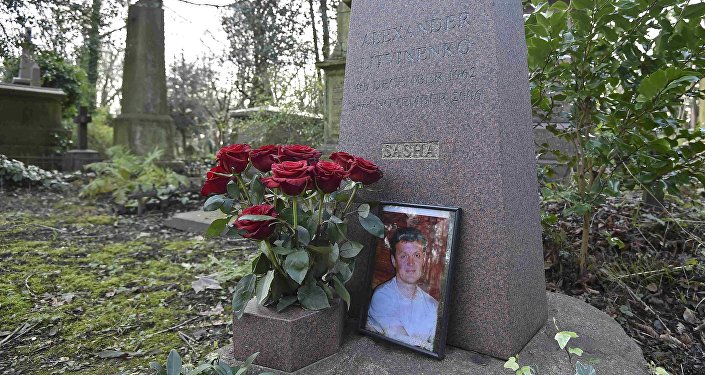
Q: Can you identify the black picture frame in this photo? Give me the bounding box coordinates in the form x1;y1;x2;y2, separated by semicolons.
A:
358;202;461;359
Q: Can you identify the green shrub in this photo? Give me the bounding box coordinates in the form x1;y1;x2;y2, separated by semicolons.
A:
0;155;66;188
150;350;267;375
234;107;323;148
80;146;186;206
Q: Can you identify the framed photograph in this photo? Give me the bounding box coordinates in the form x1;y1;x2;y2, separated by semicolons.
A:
358;202;461;359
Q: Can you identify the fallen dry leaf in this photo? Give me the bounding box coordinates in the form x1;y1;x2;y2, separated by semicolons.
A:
635;323;658;338
683;308;700;325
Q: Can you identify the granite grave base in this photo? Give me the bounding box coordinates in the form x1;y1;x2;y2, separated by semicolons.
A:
218;293;648;375
230;298;345;373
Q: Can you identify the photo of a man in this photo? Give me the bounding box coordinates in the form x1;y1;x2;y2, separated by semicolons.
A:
366;227;439;351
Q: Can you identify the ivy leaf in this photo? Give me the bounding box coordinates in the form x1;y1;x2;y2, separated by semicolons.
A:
503;357;520;371
554;331;578;349
232;274;256;319
340;240;364;258
332;275;350;310
206;218;229;238
166;349;182;375
568;347;584;356
575;361;596;375
359;212;384;238
297;282;330;310
357;203;370;218
283;250;309;284
256;270;275;304
204;195;225;211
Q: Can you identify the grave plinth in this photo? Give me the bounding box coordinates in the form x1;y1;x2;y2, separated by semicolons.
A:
231;299;345;373
337;0;547;359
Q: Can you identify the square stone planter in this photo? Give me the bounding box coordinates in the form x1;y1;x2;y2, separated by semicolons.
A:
231;298;345;373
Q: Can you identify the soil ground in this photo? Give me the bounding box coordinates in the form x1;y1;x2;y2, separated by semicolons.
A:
1;183;704;374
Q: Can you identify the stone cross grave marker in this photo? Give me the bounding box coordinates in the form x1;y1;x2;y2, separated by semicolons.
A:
74;106;92;150
338;0;547;358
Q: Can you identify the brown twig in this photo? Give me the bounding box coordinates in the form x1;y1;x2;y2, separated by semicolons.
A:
24;273;36;297
144;316;202;339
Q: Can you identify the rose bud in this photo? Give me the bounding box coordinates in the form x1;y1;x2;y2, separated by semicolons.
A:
314;161;348;193
233;204;278;240
329;151;356;171
200;164;231;196
349;157;383;185
279;144;322;163
217;144;251;173
250;144;279;172
260;160;314;196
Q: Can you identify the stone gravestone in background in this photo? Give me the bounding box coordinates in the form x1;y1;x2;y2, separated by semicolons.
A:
113;0;176;159
338;0;547;358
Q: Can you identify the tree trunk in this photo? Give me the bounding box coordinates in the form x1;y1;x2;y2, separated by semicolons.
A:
308;0;322;85
85;0;102;110
579;211;591;277
319;0;330;59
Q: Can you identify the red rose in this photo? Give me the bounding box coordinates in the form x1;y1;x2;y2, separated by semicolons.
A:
200;164;231;196
329;152;355;171
250;145;279;172
260;161;314;196
279;144;321;163
313;161;348;193
217;144;251;173
233;204;278;240
349;157;383;185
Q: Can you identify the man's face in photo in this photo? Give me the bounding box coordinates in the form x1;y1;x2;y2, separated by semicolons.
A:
391;241;424;285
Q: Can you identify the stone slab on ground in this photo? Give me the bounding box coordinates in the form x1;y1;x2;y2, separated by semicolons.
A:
163;210;225;234
218;293;648;375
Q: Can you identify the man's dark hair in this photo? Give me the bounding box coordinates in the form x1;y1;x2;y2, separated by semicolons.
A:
389;227;427;255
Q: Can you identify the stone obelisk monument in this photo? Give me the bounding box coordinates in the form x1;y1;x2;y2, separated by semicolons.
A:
113;0;175;158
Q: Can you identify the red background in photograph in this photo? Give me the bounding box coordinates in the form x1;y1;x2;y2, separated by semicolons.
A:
370;209;449;301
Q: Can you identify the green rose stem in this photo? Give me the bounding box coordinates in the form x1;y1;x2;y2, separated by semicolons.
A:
342;183;360;214
317;192;325;236
292;196;298;244
236;175;250;204
262;240;285;276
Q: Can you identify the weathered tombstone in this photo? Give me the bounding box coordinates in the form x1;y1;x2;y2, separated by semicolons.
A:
62;106;102;171
337;0;547;359
316;1;352;153
0;28;68;170
113;0;176;158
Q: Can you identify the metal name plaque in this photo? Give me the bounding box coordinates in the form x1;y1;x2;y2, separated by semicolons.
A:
381;142;439;159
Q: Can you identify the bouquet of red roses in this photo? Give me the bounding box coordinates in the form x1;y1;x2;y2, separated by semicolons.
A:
200;144;384;317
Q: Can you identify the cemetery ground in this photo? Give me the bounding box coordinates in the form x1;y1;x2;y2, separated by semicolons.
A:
0;183;704;374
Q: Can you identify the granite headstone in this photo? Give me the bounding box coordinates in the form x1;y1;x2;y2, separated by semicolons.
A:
338;0;547;358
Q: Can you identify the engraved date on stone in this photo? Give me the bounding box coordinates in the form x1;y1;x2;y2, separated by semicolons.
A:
382;142;439;159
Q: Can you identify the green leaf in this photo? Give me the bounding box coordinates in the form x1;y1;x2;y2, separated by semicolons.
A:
206;218;229;238
308;245;332;254
252;253;271;274
646;139;672;154
297;282;331;310
238;214;277;222
683;3;705;19
638;68;700;101
232;274;256;319
568;347;584;356
249;177;265;204
332;275;350;310
283;250;310;284
215;363;234;375
296;226;310;246
575;361;596;375
340;240;364;258
328;243;340;266
150;362;166;375
554;331;578;349
166;349;182;375
256;270;275;304
273;245;295;255
276;295;298;312
227;180;240;199
503;357;520;371
572;0;593;10
359;212;384;238
650;366;670;375
517;366;534;375
357;203;370;218
235;352;259;375
204;195;225;211
336;259;353;283
328;215;343;224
